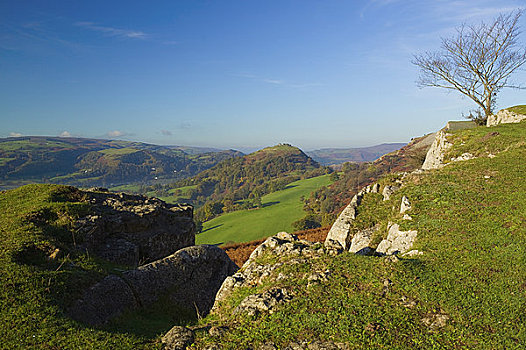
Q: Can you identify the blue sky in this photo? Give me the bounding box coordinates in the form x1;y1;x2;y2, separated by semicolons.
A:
1;0;525;151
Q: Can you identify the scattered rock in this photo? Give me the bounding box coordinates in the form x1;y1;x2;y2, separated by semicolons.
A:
382;185;400;201
450;152;475;162
402;214;412;221
235;287;292;316
400;296;417;308
376;223;417;256
487;109;526;126
162;326;194;350
208;326;229;338
400;196;411;214
421;313;449;330
402;249;423;257
307;270;331;287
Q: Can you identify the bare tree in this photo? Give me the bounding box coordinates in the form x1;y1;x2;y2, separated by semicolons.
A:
413;10;526;121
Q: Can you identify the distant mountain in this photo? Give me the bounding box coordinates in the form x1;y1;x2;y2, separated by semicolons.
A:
154;143;329;222
307;143;406;165
0;136;243;189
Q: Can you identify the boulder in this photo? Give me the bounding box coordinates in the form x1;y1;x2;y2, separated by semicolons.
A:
69;245;238;325
324;193;362;250
376;223;417;256
67;274;138;326
349;226;376;255
487;109;526;126
162;326;194;350
75;190;195;266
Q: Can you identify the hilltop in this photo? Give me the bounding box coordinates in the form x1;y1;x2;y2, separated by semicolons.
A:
0;136;242;189
154;144;329;222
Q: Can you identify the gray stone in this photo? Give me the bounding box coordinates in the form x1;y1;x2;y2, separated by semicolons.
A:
69;245;237;325
162;326;194;350
325;196;360;249
376;223;417;256
421;313;449;330
94;238;139;266
68;274;138;326
214;232;331;310
421;130;452;170
349;226;376;255
400;196;411;214
450;152;475;162
235;287;292;316
487;108;526;126
382;185;400;201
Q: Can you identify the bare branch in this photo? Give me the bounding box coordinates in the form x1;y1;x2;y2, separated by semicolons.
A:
412;9;526;117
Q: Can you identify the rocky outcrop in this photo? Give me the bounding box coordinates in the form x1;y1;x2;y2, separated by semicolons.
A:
376;223;417;256
75;189;195;266
69;244;238;325
324;193;362;250
234;287;293;316
349;226;376;255
214;232;336;310
487;109;526;127
325;183;381;250
421;130;452;170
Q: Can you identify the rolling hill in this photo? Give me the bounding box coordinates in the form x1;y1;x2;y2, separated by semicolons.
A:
154;144;329;222
0;136;242;189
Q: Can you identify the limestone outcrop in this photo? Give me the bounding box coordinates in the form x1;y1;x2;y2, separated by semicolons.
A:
69;244;238;325
75;189;195;266
214;232;338;310
421;130;452;170
324;184;381;250
376;223;418;256
487;109;526;127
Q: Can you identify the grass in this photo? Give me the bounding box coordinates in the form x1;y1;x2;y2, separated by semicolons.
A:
0;184;192;349
506;104;526;115
193;121;526;349
197;175;332;245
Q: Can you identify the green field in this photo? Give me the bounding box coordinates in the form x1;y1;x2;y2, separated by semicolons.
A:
197;175;332;245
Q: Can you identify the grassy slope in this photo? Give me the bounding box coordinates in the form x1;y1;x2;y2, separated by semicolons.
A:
0;185;188;349
197;175;332;245
195;121;526;349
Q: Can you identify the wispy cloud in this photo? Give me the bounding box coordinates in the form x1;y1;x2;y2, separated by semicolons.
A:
9;132;23;137
236;73;322;89
76;21;148;39
161;129;173;136
59;131;72;137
